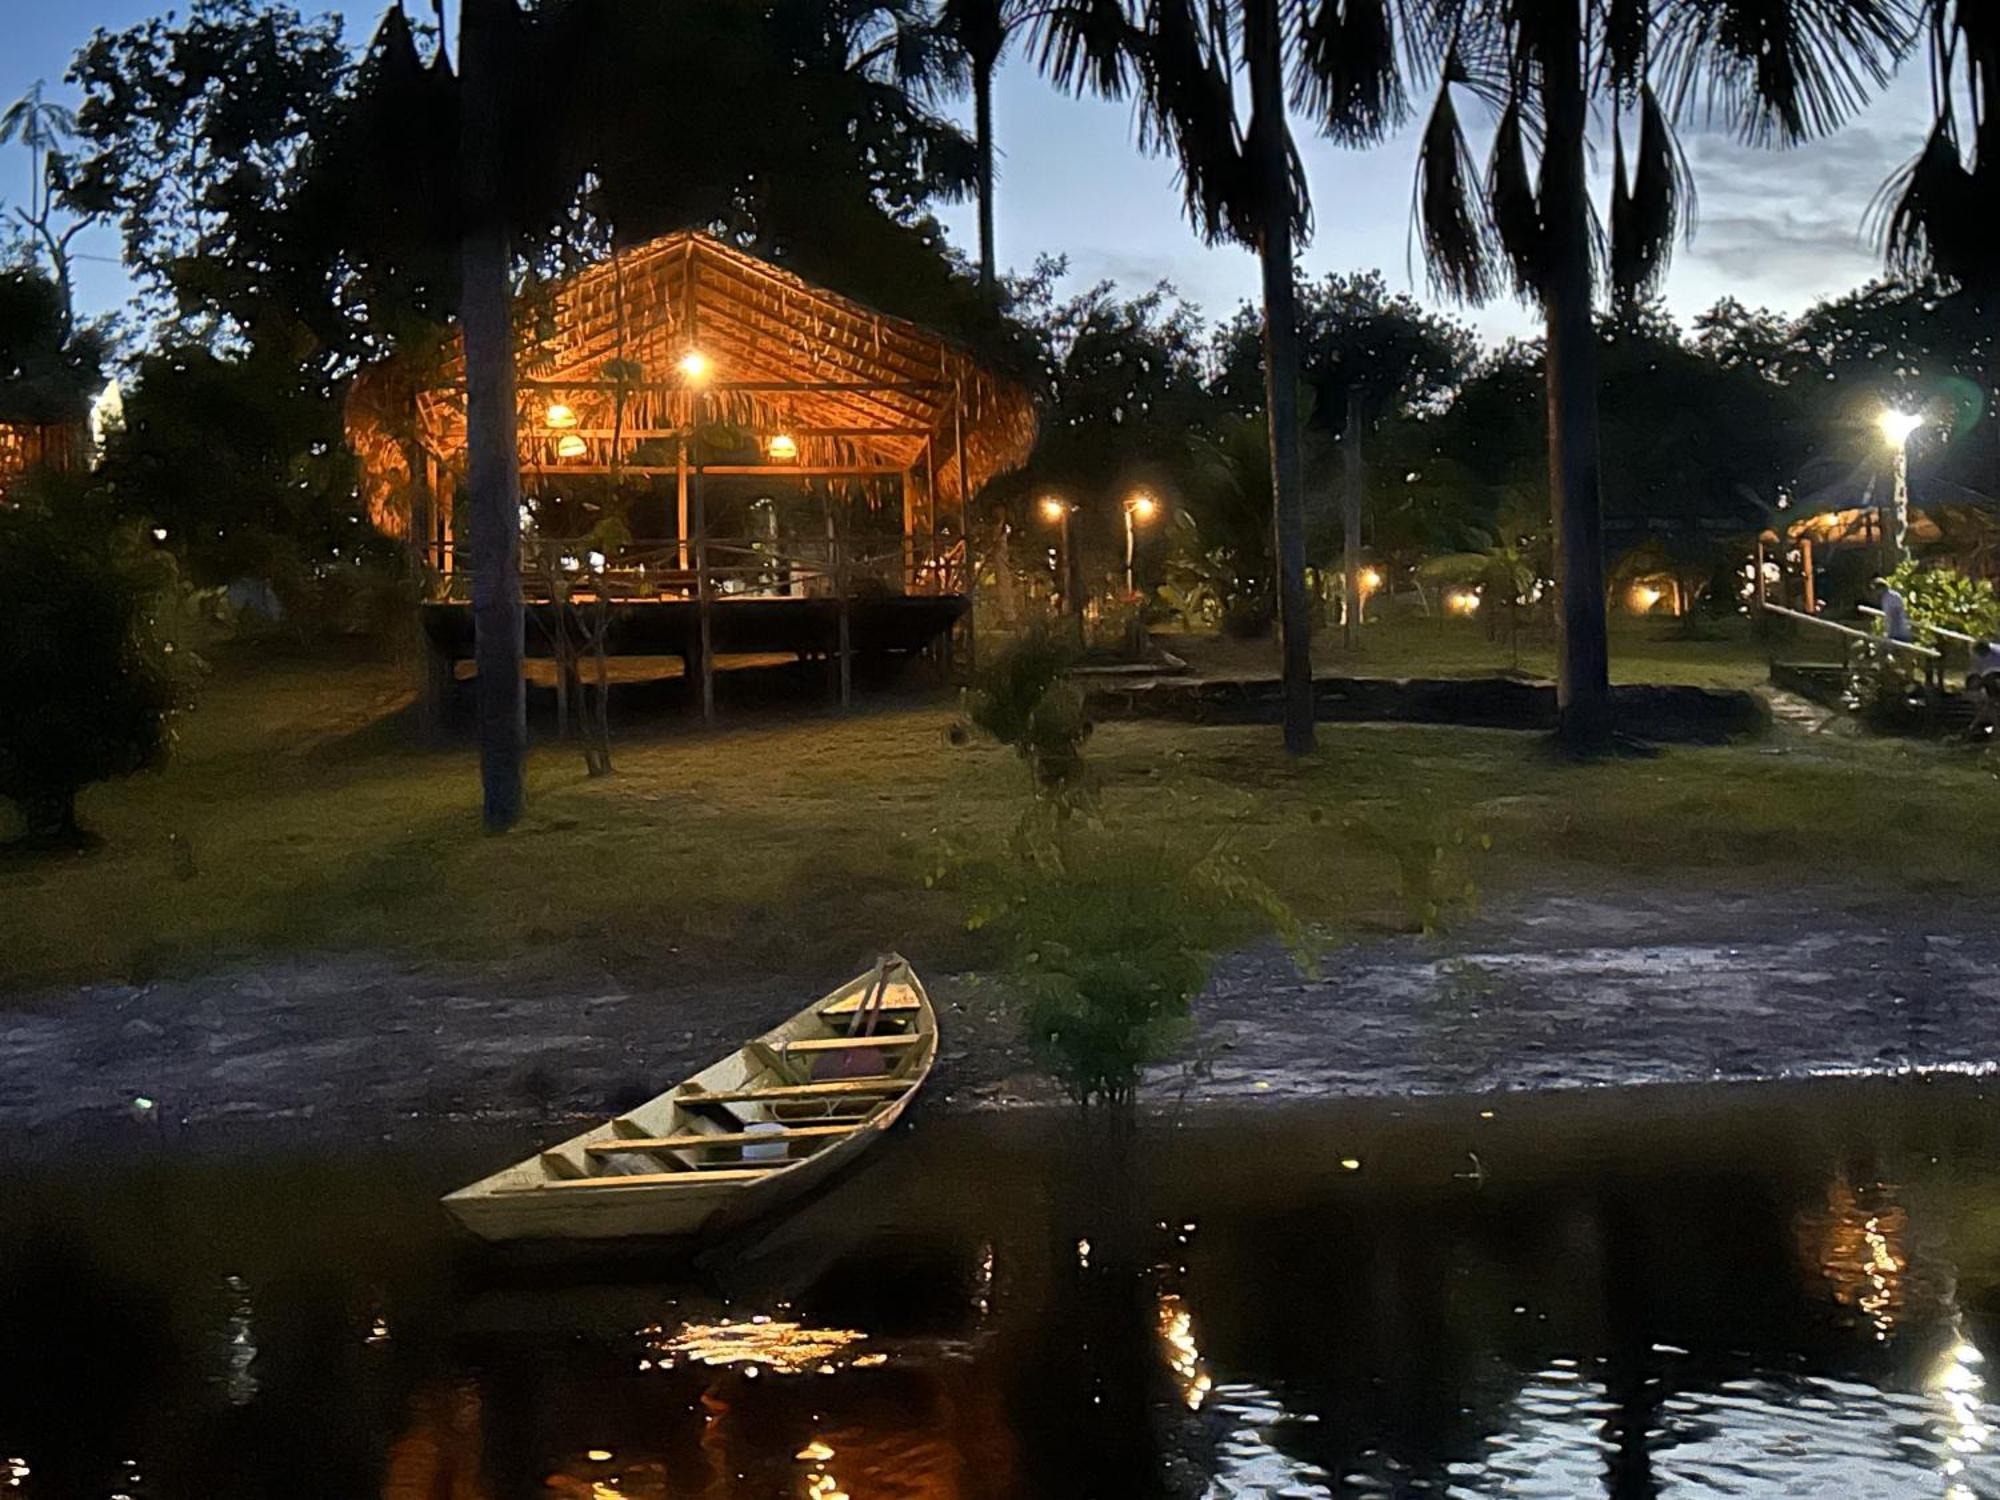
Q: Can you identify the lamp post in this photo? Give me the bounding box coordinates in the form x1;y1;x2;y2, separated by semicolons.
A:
1123;489;1159;597
1039;493;1080;636
1878;408;1924;565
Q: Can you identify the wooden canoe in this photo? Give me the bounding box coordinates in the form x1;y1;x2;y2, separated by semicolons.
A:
442;955;937;1244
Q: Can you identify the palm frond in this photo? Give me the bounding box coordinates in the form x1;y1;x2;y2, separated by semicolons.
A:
1031;0;1138;99
1487;95;1544;299
1130;0;1257;245
1409;74;1495;302
1872;116;1986;287
1653;0;1918;144
1610;85;1692;308
1603;0;1650;96
1293;0;1410;144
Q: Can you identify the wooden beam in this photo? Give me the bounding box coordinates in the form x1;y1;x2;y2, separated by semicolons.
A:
495;379;949;394
685;1079;904;1104
512;463;905;477
520;1165;783;1191
585;1124;859;1153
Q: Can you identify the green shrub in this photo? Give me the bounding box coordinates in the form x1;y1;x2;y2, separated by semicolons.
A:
966;625;1093;809
0;492;188;844
1880;559;2000;645
977;841;1299;1108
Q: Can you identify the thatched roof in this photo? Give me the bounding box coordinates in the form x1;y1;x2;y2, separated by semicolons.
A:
347;231;1037;535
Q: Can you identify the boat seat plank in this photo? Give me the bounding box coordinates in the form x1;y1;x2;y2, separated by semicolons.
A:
820;991;922;1017
780;1034;921;1054
523;1165;785;1192
584;1124;858;1154
684;1079;905;1104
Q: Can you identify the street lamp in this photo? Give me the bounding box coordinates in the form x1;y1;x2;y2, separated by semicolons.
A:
1039;494;1079;627
1878;408;1924;562
1123;489;1160;597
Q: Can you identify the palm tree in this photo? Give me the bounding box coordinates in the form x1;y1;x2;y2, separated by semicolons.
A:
1032;0;1330;753
1406;0;1910;750
1;81;84;336
1880;2;2000;492
459;0;526;832
939;0;1029;293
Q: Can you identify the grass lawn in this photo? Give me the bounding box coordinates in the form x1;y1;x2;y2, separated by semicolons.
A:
2;635;1995;999
1164;613;1780;690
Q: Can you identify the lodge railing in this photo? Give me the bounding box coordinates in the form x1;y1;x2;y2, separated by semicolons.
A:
421;534;966;603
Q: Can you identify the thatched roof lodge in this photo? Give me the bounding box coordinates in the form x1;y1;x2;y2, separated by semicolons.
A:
347;230;1037;593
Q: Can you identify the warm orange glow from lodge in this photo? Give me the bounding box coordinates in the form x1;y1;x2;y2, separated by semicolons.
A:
556;433;588;459
545;401;577;428
1039;495;1068;524
1629;583;1663;613
1156;1293;1212;1410
638;1316;873;1374
767;433;799;462
1359;567;1384;595
1446;588;1481;615
678;348;712;382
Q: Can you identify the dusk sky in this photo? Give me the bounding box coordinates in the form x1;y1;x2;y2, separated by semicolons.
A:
0;0;1939;348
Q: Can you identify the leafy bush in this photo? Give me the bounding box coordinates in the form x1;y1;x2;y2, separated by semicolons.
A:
974;840;1302;1108
0;492;188;844
966;626;1092;810
1880;559;2000;645
1346;810;1489;935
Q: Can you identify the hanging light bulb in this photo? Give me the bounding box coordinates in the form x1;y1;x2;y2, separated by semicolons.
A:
767;433;799;462
678;349;711;382
545;402;577;429
557;434;588;459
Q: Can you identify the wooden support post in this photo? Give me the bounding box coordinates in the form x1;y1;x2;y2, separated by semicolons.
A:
1802;537;1817;614
676;440;691;575
1754;536;1767;610
952;381;973;671
901;469;916;590
836;483;853;710
694;444;715;724
924;438;939;592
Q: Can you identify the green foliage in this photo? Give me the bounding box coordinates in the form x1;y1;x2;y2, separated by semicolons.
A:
1881;559;2000;645
0;486;189;843
970;835;1303;1108
0;267;104;427
1345;809;1489;936
1843;639;1930;733
966;627;1093;809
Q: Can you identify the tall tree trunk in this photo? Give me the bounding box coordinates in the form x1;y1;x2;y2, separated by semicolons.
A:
1244;0;1315;754
974;54;998;295
1540;0;1612;752
461;0;526;830
1342;385;1365;649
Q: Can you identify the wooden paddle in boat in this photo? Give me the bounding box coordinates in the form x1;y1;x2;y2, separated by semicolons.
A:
441;955;936;1243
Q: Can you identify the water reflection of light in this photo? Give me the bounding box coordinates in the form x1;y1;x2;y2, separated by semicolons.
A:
1800;1178;1911;1342
1156;1293;1213;1410
639;1317;873;1375
1932;1330;1991;1469
221;1273;258;1405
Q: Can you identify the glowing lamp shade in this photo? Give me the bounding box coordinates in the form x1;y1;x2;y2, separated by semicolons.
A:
1446;589;1481;615
1128;491;1159;522
1878;409;1923;447
1629;583;1663;613
556;434;588;459
678;349;711;382
766;433;799;462
1039;495;1068;524
1359;567;1384;593
544;402;577;429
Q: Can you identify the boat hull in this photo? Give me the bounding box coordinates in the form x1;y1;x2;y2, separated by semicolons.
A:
442;957;934;1244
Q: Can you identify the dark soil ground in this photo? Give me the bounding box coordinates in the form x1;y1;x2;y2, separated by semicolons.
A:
6;878;1994;1162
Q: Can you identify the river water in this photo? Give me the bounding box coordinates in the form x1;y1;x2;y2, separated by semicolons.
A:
4;1075;1999;1498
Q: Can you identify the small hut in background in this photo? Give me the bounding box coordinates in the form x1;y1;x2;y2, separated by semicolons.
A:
348;232;1034;711
0;417;81;501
